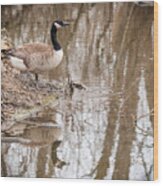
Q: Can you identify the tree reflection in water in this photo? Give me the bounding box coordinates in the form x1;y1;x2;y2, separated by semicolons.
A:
1;2;154;180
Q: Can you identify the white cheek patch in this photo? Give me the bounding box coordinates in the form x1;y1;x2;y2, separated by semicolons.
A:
54;22;62;29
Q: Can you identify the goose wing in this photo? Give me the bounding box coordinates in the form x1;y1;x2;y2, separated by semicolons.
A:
11;43;53;60
10;43;54;71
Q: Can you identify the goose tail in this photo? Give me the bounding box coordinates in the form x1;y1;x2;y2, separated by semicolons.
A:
1;48;15;59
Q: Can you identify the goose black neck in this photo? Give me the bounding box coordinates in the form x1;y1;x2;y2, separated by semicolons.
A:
51;25;61;51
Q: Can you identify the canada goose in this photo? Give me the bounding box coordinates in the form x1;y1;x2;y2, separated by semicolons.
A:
2;20;69;81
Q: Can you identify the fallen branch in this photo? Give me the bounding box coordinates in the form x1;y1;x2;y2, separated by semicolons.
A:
12;94;59;122
2;94;59;131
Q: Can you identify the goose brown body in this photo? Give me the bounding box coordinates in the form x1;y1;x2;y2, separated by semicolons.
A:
10;43;63;73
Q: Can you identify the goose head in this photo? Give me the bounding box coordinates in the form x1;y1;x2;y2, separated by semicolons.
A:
51;20;69;51
53;20;70;29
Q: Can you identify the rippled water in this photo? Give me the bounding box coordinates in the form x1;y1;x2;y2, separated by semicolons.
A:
1;3;154;180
